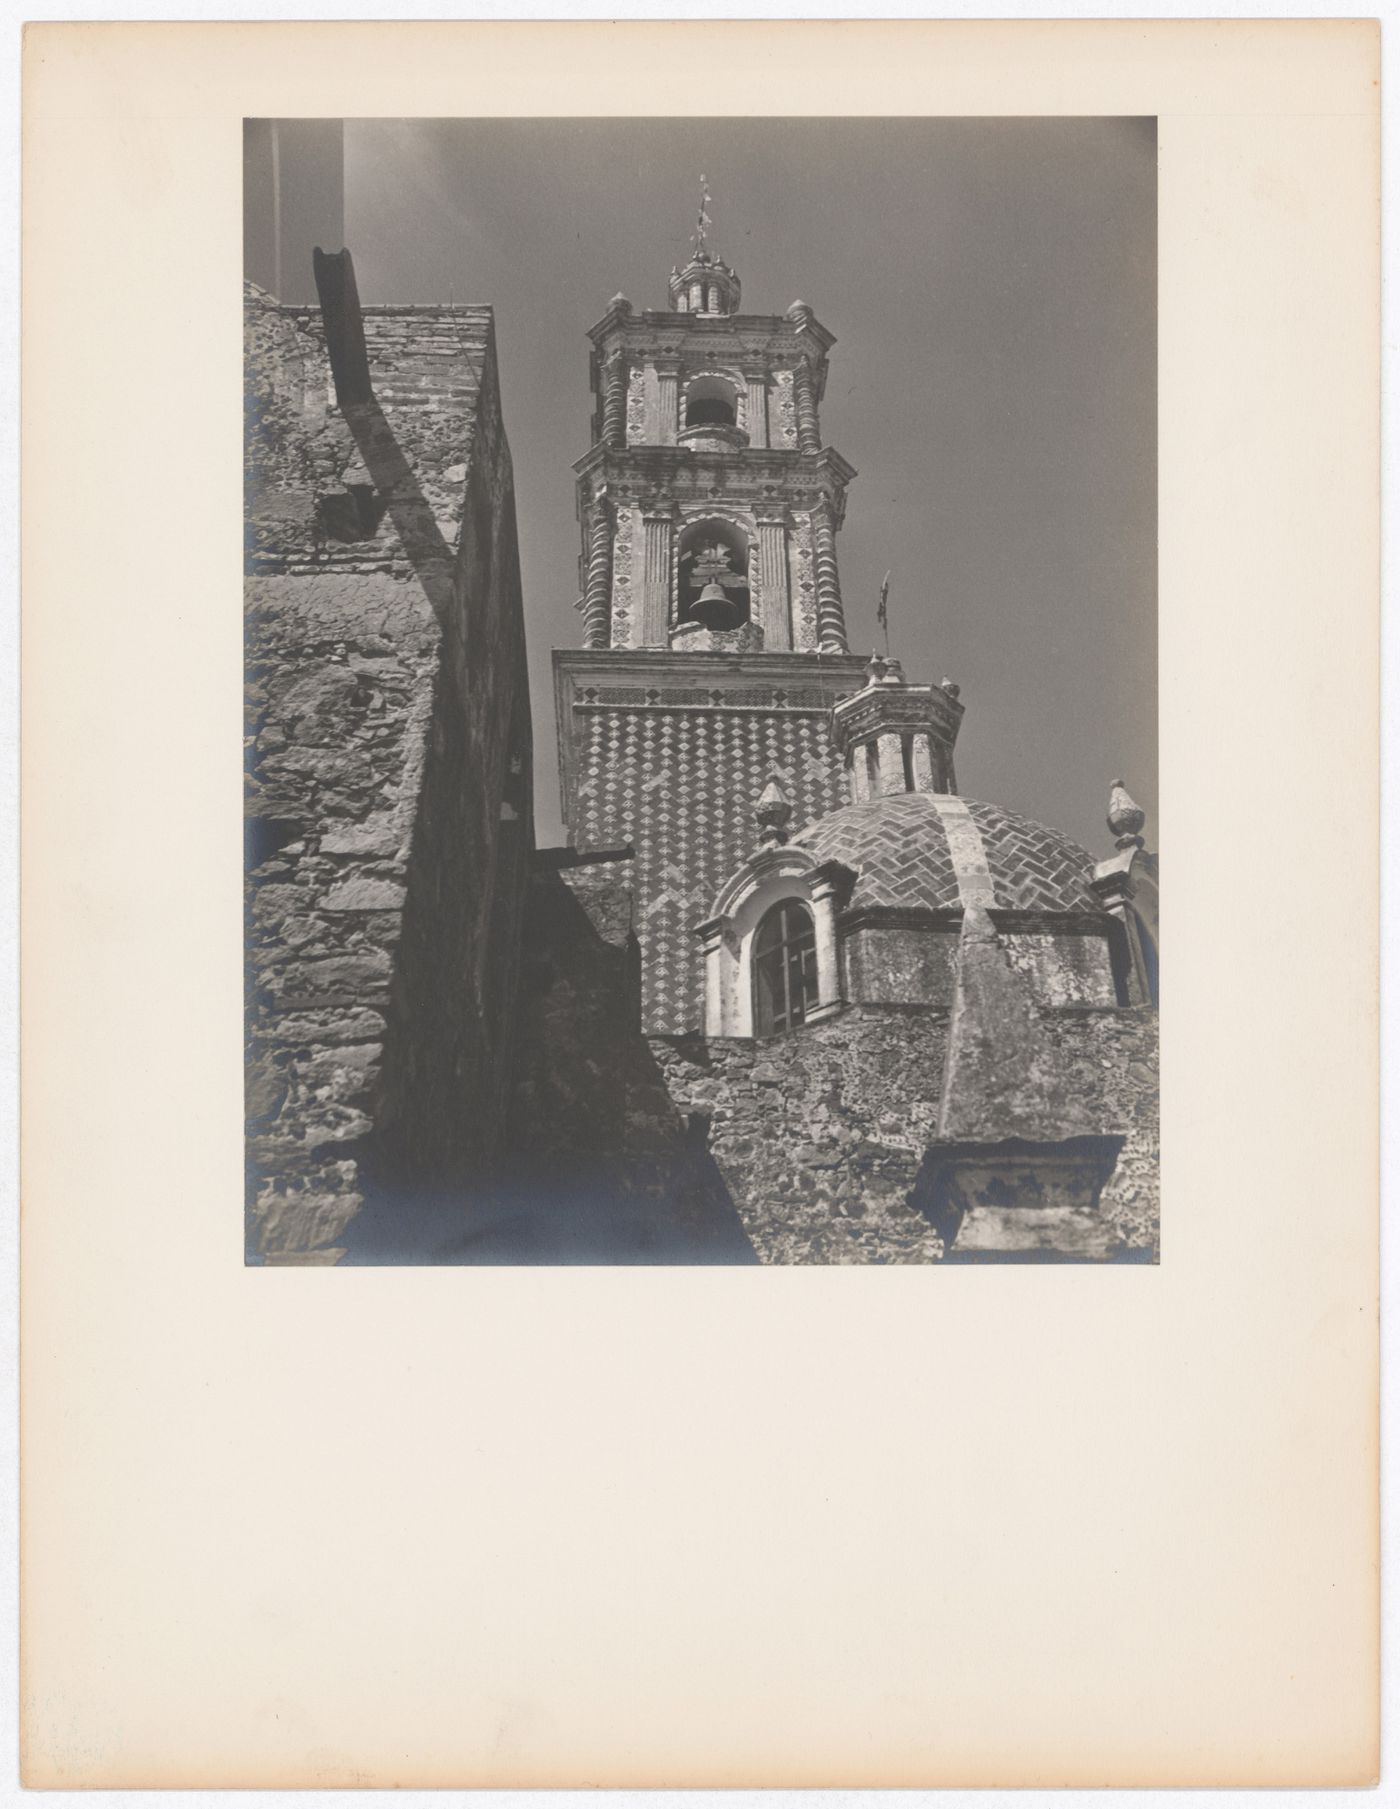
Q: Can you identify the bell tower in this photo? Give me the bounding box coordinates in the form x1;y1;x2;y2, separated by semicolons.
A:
553;231;869;1032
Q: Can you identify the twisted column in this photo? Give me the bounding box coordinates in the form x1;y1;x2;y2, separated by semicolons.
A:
793;358;821;453
811;502;848;651
601;353;628;449
581;502;613;649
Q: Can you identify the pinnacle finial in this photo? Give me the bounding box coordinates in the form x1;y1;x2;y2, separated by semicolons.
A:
1107;777;1147;850
755;778;792;848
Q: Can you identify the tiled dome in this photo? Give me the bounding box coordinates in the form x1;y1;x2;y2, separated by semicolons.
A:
791;791;1100;915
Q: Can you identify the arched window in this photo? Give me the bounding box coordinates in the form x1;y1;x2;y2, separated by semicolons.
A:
684;375;738;428
677;517;751;630
752;900;819;1036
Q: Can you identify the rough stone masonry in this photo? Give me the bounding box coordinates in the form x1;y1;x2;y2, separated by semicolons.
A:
244;254;532;1263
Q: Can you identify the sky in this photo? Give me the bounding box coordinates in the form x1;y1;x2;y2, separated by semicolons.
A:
334;116;1156;855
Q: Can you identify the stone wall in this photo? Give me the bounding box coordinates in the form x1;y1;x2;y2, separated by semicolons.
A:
502;903;1159;1265
653;1003;1158;1264
653;1010;951;1264
1041;1007;1160;1256
244;275;532;1264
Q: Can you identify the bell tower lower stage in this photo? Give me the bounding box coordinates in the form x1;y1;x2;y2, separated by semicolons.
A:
554;647;868;1033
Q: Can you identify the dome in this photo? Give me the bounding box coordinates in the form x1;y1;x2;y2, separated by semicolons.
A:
791;791;1100;916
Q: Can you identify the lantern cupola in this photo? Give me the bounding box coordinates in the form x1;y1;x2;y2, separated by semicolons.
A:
669;248;741;317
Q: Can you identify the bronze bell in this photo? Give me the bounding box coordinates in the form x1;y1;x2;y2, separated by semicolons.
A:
691;579;746;630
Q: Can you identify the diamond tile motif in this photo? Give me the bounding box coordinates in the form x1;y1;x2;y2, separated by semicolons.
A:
569;695;850;1031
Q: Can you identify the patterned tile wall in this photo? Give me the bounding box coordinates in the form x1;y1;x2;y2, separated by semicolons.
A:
570;696;852;1031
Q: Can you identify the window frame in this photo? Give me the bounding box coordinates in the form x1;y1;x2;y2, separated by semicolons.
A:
752;898;820;1036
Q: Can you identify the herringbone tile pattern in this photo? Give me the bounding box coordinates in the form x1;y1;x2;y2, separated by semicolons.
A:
795;792;1096;914
965;798;1099;912
797;794;961;910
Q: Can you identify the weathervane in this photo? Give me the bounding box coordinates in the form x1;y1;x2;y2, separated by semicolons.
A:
876;570;892;658
691;175;713;256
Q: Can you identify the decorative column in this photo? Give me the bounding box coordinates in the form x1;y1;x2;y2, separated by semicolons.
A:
743;368;769;448
911;734;939;793
810;502;848;651
809;862;845;1018
755;513;791;650
695;918;727;1037
640;510;674;647
1090;781;1157;1007
656;360;680;446
876;733;906;796
792;358;821;453
581;501;613;649
601;353;627;449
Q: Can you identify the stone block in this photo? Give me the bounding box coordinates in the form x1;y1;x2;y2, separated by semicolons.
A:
913;1134;1127;1261
322;877;408;912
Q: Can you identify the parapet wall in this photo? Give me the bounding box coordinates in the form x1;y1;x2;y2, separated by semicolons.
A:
244;276;532;1264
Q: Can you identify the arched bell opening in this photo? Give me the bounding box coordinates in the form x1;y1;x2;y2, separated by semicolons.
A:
684;374;738;428
678;518;751;631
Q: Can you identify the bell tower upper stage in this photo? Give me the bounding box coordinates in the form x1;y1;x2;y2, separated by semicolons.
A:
554;246;869;1033
573;258;856;655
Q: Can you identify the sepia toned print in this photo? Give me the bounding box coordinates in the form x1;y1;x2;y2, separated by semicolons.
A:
244;118;1158;1266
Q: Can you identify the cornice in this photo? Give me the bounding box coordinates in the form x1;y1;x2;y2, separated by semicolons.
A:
571;443;858;504
831;683;965;746
586;309;836;364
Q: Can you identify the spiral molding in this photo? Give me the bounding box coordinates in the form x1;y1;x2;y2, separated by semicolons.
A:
582;507;613;649
793;359;821;454
601;355;628;449
812;504;848;651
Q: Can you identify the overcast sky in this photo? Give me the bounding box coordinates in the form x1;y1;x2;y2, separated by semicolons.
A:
336;116;1156;855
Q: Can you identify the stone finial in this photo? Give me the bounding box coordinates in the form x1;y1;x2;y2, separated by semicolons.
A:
608;292;631;314
755;778;793;848
941;677;960;700
1107;778;1147;850
864;651;904;689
